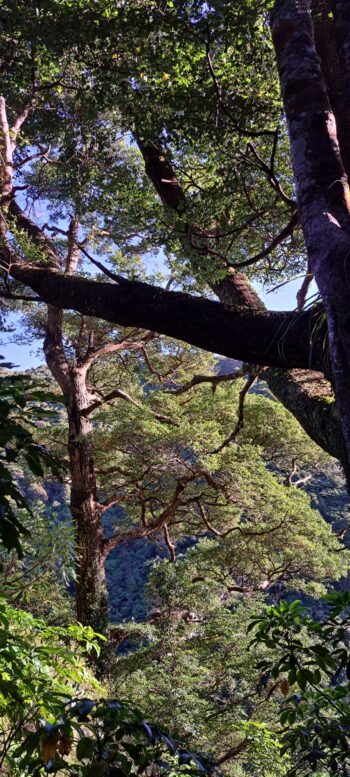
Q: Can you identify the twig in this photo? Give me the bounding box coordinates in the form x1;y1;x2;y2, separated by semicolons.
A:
247;141;296;207
229;211;299;269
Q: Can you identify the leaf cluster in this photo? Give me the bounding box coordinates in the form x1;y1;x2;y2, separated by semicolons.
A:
0;372;63;555
250;593;350;775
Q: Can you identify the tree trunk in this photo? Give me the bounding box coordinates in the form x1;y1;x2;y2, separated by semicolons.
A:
67;367;109;636
271;0;350;484
44;306;111;673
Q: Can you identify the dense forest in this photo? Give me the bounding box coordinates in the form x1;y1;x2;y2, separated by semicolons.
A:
2;1;350;775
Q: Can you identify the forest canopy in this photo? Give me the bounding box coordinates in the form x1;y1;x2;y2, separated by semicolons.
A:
2;1;350;775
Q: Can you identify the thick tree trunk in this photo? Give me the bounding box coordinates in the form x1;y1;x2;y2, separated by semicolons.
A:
44;306;111;673
67;367;109;636
271;0;350;484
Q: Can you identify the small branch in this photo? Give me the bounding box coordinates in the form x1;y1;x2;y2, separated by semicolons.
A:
230;211;299;269
296;265;314;311
84;382;176;425
196;499;222;536
99;497;121;514
284;457;298;487
83;387;141;415
141;345;165;382
211;367;263;454
102;479;188;557
0;96;13;197
8;199;61;269
81;339;146;369
216;739;249;765
163;523;176;561
11;98;36;146
166;367;246;395
65;217;80;274
0;289;42;303
137;482;148;527
293;473;313;487
78;243;127;284
247;142;296;207
284;458;314;488
14;145;51;170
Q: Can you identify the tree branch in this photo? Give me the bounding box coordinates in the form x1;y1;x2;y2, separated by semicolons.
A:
83;386;142;415
163;523;176;561
8;199;61;269
166;366;246;395
102;479;188;557
0;96;14;198
229;211;299;269
7;263;326;371
211;368;263;454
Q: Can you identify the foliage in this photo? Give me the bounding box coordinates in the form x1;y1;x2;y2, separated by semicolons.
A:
105;534;166;622
92;372;346;592
17;698;214;776
0;597;102;771
113;558;289;775
249;592;350;776
0;503;76;622
0;372;63;555
0;0;301;291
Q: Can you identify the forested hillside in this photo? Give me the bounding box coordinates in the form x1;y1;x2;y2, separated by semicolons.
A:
3;1;350;775
25;365;350;625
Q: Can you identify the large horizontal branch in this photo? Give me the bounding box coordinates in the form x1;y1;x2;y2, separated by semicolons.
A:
8;263;325;370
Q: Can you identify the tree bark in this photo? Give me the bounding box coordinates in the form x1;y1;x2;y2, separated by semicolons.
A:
44;310;109;624
264;367;345;464
271;0;350;482
67;367;109;639
9;263;326;370
312;0;350;179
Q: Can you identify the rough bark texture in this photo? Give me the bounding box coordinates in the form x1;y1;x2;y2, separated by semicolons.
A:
333;0;350;124
67;367;109;639
312;0;350;178
264;367;345;463
9;263;326;370
44;307;110;641
271;0;350;482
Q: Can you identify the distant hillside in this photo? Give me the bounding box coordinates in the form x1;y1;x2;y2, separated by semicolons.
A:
216;358;242;375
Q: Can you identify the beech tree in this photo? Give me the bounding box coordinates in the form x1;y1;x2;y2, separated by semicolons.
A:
23;333;343;642
1;0;350;480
